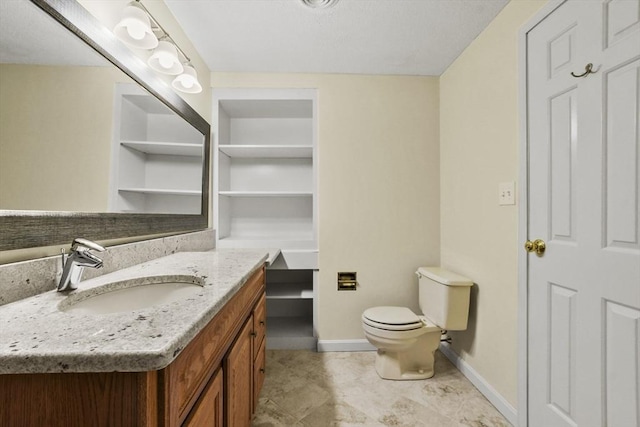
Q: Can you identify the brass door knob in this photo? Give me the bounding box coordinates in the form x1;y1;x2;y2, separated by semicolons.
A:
524;239;546;256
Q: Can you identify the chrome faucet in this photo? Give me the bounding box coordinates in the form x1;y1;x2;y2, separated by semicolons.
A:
58;238;106;292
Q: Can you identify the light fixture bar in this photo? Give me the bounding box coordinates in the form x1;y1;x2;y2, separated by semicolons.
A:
133;0;191;64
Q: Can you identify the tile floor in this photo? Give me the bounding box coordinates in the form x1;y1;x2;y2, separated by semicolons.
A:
252;350;511;427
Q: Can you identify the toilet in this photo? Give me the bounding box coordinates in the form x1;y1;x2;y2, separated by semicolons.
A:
362;267;472;380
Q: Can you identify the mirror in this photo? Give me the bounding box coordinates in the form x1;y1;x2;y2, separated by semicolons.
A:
0;0;210;252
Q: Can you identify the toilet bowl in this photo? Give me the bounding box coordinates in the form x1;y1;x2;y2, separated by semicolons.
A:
362;267;472;381
362;306;442;380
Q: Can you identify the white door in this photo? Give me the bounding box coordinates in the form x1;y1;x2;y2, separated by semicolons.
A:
526;0;640;426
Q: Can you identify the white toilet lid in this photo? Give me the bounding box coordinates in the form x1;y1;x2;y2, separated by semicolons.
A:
363;306;423;331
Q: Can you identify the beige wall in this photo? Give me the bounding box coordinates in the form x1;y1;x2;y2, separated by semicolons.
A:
212;73;441;340
440;0;546;408
0;64;126;211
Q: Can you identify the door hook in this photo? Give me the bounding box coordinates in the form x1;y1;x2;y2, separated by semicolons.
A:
571;63;596;78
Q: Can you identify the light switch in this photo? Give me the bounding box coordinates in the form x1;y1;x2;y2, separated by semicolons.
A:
499;182;515;205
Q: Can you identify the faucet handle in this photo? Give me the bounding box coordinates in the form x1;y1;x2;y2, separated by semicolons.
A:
71;238;105;253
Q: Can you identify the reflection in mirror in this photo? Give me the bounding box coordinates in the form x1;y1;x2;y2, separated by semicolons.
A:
0;0;204;215
111;83;204;214
0;0;209;252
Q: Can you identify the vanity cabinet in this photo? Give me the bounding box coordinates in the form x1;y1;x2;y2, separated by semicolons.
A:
225;316;254;427
0;266;266;427
225;292;266;427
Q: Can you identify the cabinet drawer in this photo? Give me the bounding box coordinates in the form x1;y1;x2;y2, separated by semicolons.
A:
253;292;266;360
253;337;266;411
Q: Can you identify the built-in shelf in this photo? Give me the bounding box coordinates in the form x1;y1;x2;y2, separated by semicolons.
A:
267;316;314;337
218;145;312;159
121;141;203;157
265;316;316;350
218;191;312;197
266;283;314;299
217;237;316;251
111;83;204;214
118;188;201;196
214;88;318;351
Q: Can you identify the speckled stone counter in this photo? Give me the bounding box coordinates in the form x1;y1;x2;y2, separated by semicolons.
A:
0;249;268;374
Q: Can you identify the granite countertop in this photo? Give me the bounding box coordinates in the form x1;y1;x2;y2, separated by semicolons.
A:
0;249;269;374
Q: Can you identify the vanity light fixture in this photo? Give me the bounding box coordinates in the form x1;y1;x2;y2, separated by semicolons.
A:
113;0;201;93
172;64;203;94
113;2;158;49
148;40;183;75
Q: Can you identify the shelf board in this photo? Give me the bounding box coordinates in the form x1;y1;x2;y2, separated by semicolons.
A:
218;145;311;158
266;283;313;299
118;188;202;196
121;140;203;157
218;191;312;197
216;237;317;251
266;316;314;338
266;335;317;350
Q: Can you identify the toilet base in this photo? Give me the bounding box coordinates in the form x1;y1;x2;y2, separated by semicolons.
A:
373;331;441;381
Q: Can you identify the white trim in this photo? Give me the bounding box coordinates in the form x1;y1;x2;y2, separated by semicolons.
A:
439;343;517;426
517;2;566;426
317;339;376;352
517;16;530;427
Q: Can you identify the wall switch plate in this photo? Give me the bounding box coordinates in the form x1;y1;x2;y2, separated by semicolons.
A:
499;182;516;205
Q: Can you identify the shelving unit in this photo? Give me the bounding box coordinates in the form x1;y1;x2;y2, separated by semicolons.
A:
213;88;318;350
110;83;204;214
264;269;316;350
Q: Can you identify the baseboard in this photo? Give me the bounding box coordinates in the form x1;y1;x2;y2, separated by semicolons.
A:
317;339;376;352
439;343;518;426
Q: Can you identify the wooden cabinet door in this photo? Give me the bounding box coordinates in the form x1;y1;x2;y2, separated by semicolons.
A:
252;293;266;360
253;336;266;410
224;316;253;427
183;368;223;427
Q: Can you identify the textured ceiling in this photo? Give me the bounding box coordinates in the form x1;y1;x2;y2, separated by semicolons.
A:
0;0;107;66
165;0;509;76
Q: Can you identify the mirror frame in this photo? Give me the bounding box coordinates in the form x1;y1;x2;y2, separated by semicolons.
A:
0;0;210;252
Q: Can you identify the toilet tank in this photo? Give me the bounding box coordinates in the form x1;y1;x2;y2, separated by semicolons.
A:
417;267;472;331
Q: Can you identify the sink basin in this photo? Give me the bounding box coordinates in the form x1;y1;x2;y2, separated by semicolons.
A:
60;277;204;315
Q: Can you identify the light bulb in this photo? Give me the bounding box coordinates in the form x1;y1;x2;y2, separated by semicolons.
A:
127;23;146;41
148;41;183;75
113;3;158;49
159;55;173;69
172;65;202;93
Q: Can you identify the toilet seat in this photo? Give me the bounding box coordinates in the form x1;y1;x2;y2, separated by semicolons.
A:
363;306;434;331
